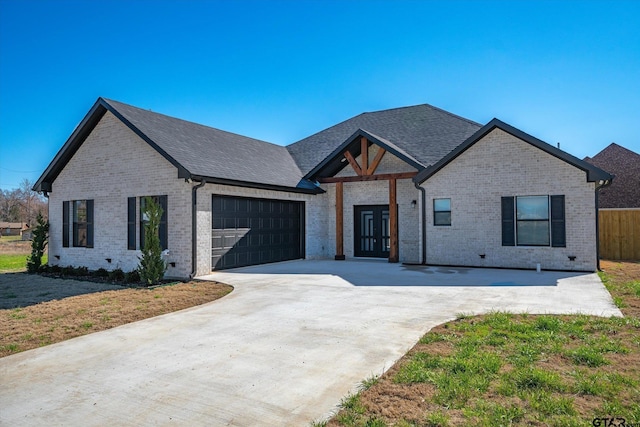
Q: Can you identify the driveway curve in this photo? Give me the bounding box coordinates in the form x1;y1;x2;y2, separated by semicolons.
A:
1;260;620;425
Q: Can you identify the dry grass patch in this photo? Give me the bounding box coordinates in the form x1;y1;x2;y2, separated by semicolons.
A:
0;280;232;357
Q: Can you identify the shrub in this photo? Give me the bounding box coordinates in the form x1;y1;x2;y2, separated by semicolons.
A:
109;268;125;282
137;196;167;285
125;270;140;284
61;265;75;276
94;268;109;277
26;213;49;273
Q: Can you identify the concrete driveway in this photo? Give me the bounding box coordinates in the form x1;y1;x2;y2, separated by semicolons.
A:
1;260;621;426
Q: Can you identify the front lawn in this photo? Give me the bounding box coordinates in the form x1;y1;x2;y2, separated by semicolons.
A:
323;261;640;427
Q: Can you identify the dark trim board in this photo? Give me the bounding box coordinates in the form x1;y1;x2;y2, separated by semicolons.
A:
211;195;305;270
414;119;613;184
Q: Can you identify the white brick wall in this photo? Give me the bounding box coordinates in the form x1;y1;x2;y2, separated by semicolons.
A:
51;114;590;276
421;128;597;271
49;112;193;278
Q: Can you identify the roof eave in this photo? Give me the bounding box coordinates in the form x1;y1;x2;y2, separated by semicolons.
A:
33;97;192;193
190;175;324;195
414;118;614;185
33;99;107;192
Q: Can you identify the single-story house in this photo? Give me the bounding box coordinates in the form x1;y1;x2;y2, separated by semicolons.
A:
0;222;28;237
33;98;612;277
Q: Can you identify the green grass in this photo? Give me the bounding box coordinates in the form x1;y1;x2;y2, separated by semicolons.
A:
330;271;640;427
0;253;48;272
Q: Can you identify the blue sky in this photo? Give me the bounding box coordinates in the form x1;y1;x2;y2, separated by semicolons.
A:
1;0;638;191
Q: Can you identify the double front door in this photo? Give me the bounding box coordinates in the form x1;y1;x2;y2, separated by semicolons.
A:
354;205;390;258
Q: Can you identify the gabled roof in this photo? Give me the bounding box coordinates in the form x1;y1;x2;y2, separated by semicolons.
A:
584;143;640;208
304;128;424;181
287;104;482;176
34;98;611;196
414;118;614;185
34;98;315;193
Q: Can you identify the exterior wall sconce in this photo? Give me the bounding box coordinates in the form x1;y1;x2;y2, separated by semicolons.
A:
54;255;60;260
411;200;417;208
568;256;576;261
169;262;176;268
479;254;486;259
105;258;112;263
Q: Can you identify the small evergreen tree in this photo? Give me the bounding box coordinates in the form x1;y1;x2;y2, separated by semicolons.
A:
27;213;49;273
138;196;167;285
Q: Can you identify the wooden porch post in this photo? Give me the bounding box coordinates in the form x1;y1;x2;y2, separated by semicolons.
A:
335;182;345;260
389;178;399;263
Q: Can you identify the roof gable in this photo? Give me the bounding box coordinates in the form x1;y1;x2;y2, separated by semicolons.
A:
414;118;613;185
303;128;423;181
34;98;311;193
584;143;640;208
287;104;482;176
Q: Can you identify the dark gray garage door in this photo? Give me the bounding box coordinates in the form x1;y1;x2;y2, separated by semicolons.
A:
212;195;304;270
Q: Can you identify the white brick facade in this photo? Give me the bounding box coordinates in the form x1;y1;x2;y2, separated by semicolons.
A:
420;128;597;271
45;111;599;277
49;112;194;277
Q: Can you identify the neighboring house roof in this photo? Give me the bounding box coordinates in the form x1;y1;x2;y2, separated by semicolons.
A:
34;98;313;193
0;222;27;229
414;119;613;184
288;104;483;176
584;143;640;208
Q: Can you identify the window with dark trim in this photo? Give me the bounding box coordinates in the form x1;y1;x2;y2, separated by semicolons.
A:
68;199;94;248
139;195;168;250
501;195;565;247
433;198;451;226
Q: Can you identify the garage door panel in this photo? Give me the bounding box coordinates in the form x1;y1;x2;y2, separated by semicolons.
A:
212;195;303;270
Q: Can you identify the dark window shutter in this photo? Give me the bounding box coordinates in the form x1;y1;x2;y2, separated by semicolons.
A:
86;200;94;248
501;196;515;246
159;195;168;250
127;197;136;250
550;195;566;247
62;201;69;248
139;197;146;249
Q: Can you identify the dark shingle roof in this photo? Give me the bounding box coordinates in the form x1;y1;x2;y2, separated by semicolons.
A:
287;104;482;175
103;99;304;189
584;143;640;208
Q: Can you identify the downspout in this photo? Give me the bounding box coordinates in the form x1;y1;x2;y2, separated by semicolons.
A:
190;179;206;279
595;188;601;271
594;178;612;271
43;191;50;265
413;181;427;265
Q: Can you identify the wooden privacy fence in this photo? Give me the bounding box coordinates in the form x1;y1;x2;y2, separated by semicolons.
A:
599;209;640;260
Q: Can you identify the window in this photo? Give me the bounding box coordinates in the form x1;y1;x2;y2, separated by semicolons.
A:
433;198;451;226
501;195;565;247
62;199;93;248
137;195;168;250
516;196;549;245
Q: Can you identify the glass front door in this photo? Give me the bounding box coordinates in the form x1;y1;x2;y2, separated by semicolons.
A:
354;205;390;258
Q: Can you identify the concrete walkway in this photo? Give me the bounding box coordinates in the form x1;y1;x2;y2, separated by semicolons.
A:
1;260;621;426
